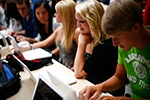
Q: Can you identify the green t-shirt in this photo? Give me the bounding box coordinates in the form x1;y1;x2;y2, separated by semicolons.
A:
118;44;150;99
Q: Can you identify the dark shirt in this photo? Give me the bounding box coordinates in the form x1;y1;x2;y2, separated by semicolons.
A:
84;38;118;84
84;38;125;96
23;9;38;38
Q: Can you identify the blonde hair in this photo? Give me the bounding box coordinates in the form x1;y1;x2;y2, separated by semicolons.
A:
102;0;143;35
55;0;76;52
75;0;108;50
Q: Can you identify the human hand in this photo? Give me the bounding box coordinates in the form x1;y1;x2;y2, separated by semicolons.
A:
8;31;16;36
78;34;92;45
70;67;74;71
78;85;102;100
19;46;30;52
97;96;133;100
16;35;27;42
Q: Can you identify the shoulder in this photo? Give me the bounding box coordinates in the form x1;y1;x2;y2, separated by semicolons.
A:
94;38;118;53
73;27;80;44
52;25;62;35
55;25;62;32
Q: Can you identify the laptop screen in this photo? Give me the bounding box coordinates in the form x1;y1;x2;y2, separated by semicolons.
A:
33;78;63;100
7;35;25;60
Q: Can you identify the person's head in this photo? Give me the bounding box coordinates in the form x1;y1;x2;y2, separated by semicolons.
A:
0;0;6;9
55;0;76;26
6;0;22;21
55;0;77;52
15;0;31;18
102;0;143;51
75;0;107;49
34;0;52;33
34;0;51;25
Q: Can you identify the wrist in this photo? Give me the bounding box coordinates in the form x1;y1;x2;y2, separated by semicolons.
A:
29;44;33;50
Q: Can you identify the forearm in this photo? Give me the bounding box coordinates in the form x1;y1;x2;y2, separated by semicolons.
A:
32;38;55;50
97;75;125;92
74;43;87;78
15;30;25;35
51;48;59;55
25;37;38;44
32;29;57;49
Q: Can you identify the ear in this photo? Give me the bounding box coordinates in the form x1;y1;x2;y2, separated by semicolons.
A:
132;23;141;33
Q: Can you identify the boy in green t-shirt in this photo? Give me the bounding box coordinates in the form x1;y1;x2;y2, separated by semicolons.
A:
78;0;150;100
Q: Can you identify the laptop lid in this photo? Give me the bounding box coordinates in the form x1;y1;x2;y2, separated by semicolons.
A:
7;35;52;60
47;67;77;85
12;54;37;83
31;75;67;100
47;70;79;100
7;35;25;60
13;54;52;84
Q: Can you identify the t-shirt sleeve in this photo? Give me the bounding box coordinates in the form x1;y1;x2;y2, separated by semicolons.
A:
117;47;124;66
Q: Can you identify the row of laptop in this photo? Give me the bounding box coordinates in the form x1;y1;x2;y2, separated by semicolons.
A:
0;31;110;100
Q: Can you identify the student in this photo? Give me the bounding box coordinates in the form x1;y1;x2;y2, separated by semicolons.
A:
74;0;124;96
21;0;80;69
78;0;150;100
14;0;38;43
33;0;56;51
5;0;23;33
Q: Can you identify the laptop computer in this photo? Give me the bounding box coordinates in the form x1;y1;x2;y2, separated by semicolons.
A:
32;72;79;100
12;54;51;83
0;32;12;59
7;35;52;60
47;69;112;99
47;70;79;100
31;75;67;100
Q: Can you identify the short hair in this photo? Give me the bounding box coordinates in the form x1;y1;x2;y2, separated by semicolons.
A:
15;0;30;7
102;0;143;35
75;0;107;49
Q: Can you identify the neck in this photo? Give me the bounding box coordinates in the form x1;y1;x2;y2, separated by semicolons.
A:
43;22;49;34
25;10;30;20
136;26;150;49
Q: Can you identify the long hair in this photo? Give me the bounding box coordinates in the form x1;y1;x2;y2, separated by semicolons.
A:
6;0;23;28
34;0;53;40
75;0;108;50
55;0;76;52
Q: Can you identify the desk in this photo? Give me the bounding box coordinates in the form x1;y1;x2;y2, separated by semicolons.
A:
7;59;93;100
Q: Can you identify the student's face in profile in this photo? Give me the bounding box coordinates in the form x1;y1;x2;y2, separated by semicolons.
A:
110;31;135;51
16;2;30;18
54;12;61;23
35;6;49;24
75;12;90;35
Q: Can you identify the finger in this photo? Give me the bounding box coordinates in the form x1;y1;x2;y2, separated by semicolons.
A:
79;87;87;100
90;91;100;100
84;87;93;100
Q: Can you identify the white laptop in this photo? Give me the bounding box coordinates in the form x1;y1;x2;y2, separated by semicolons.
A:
32;72;79;100
12;54;51;83
47;67;77;85
7;35;52;60
47;68;112;99
31;75;67;100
